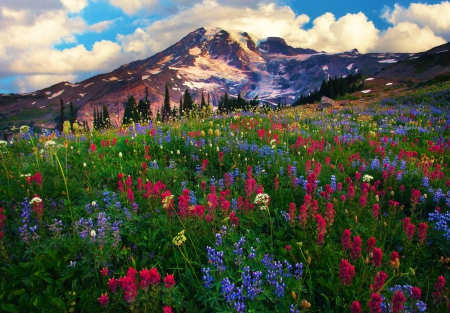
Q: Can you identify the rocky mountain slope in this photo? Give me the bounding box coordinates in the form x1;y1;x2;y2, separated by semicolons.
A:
0;27;444;129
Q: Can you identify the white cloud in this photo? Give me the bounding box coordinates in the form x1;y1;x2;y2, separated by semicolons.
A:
61;0;89;13
382;1;450;36
108;0;158;15
15;74;78;93
89;19;117;33
376;22;446;53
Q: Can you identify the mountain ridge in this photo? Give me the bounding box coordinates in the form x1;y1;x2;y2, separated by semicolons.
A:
0;27;447;130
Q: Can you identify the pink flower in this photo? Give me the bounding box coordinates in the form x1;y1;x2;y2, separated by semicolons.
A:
418;222;428;244
341;229;351;251
163;306;173;313
372;248;383;267
339;259;355;285
411;286;422;300
148;268;161;285
391;291;406;313
350;301;361;313
98;293;109;307
350;236;362;260
367;237;376;253
164;274;176;289
285;245;291;251
368;293;383;313
370;271;388;292
372;204;380;219
108;278;119;293
100;267;109;277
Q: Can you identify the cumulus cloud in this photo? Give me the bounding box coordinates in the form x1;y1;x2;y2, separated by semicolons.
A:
0;1;131;92
382;1;450;37
108;0;158;15
375;22;446;53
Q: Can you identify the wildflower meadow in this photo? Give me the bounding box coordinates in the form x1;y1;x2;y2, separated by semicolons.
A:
1;85;450;313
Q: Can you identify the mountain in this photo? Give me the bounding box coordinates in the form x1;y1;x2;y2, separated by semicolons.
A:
376;42;450;80
0;27;443;130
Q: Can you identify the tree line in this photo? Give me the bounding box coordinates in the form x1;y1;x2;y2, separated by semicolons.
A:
293;73;364;106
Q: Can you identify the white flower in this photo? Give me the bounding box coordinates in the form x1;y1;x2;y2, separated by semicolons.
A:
30;196;42;204
0;140;7;147
119;152;123;158
254;193;270;210
83;163;86;167
44;141;56;148
90;230;96;238
177;150;180;155
91;201;96;206
20;125;30;133
362;174;374;182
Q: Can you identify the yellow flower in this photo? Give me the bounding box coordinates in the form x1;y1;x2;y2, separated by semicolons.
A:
172;230;187;246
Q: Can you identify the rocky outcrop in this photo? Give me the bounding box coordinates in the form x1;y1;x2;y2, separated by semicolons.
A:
318;96;335;109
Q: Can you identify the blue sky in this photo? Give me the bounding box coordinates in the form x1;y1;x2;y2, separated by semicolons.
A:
1;0;449;94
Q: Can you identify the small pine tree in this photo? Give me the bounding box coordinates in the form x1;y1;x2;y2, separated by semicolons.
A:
179;97;183;117
59;98;65;132
69;102;76;131
123;96;137;125
201;91;206;110
102;104;110;128
183;89;193;116
162;84;171;122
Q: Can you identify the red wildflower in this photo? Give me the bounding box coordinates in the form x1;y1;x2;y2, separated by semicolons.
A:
368;293;383;313
350;301;361;313
406;223;415;241
229;212;239;226
32;172;43;186
127;188;135;203
317;232;324;245
100;267;109;277
359;196;367;207
164;274;176;289
339;259;355;285
350;236;362;260
288;202;296;224
108;278;119;293
140;269;153;290
285;245;291;251
370;271;388;292
341;229;351;251
315;214;326;234
411;286;422;300
299;205;308;226
390;251;399;262
98;293;109;307
148;268;161;285
218;151;224;163
325;202;335;225
274;177;279;190
372;204;380;219
418;222;428;244
372;247;383;267
367;237;376;253
391;290;406;313
163;306;173;313
90;143;97;152
402;217;411;232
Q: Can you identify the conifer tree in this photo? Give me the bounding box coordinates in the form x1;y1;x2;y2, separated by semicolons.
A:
69;102;76;131
123;96;137;125
179;97;183;117
183;89;193;116
59;98;65;132
162;84;171;122
201;91;206;110
102;104;110;128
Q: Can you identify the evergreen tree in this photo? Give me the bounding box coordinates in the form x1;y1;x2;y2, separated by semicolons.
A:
123;95;137;125
207;92;211;107
69;102;76;131
93;107;98;130
162;84;171;122
179;97;183;117
145;86;152;118
183;89;193;116
3;130;7;141
59;98;65;132
102;104;110;128
201;91;206;110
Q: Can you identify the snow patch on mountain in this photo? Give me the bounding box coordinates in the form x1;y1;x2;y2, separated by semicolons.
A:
322;65;329;71
48;90;64;99
378;59;397;64
189;47;202;56
142;75;150;80
79;93;86;97
84;83;94;88
347;63;354;70
65;83;81;87
148;69;161;74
